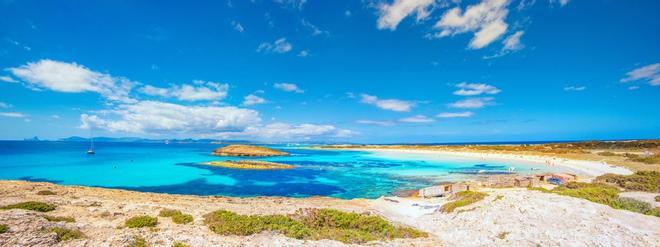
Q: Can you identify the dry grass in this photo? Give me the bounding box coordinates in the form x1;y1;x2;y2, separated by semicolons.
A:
440;191;488;213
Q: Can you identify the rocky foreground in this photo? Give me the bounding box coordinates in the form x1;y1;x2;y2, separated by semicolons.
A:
1;181;659;246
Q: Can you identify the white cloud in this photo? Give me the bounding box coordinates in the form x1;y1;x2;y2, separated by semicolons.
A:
449;97;495;108
620;63;660;86
564;86;586;91
453;82;501;96
0;76;18;83
140;80;229;101
257;38;293;54
274;83;304;93
356;119;396;126
218;122;353;140
7;59;136;102
550;0;570;7
298;50;310;57
377;0;435;30
273;0;306;9
434;0;510;49
80;100;261;135
231;20;244;32
242;94;266;106
0;112;27;118
502;30;524;51
399;115;434;123
360;94;414;112
436;111;474;118
0;102;12;109
301;19;327;36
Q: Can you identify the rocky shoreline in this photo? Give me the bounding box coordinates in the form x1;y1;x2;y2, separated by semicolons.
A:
1;180;658;246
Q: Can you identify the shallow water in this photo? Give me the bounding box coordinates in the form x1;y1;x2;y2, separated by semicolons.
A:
0;141;572;199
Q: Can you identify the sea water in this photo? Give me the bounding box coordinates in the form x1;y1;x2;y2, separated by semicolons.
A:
0;141;573;199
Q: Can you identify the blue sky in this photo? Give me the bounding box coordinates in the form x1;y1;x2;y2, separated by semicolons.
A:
0;0;658;143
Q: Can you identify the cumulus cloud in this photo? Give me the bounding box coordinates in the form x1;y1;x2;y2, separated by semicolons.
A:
0;102;12;109
433;0;510;49
376;0;435;30
356;119;396;126
620;63;660;86
436;111;474;118
360;94;414;112
449;97;495;108
564;86;586;91
0;112;27;118
274;83;304;93
231;20;244;32
453;82;501;96
80;100;261;135
7;59;136;103
140;80;229;101
298;50;310;57
550;0;570;7
0;76;18;83
257;38;293;54
399;115;434;123
221;122;353;140
242;94;266;106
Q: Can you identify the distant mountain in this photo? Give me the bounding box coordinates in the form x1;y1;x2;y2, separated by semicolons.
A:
23;136;41;141
56;136;254;144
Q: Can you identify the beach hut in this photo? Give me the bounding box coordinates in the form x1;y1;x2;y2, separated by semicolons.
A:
418;182;472;198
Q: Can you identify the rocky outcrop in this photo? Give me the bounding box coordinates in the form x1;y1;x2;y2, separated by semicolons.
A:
212;145;289;157
204;160;294;170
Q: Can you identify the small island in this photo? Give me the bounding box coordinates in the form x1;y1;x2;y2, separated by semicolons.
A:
212;145;289;157
204;160;294;170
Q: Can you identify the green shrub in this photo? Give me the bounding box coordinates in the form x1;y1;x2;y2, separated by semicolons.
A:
594;171;659;192
440;191;488;213
159;209;181;217
655;195;659;202
50;227;84;241
172;242;189;247
547;182;659;217
130;235;148;247
37;190;56;195
203;208;427;244
43;215;75;222
125;216;158;228
172;213;193;224
1;201;56;212
493;195;504;201
0;224;8;234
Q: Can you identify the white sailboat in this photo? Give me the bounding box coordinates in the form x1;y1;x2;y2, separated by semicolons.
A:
87;129;95;155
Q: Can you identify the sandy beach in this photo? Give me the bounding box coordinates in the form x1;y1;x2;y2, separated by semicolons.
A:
341;147;634;178
1;180;658;246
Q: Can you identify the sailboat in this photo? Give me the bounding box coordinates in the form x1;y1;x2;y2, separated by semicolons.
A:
87;129;95;155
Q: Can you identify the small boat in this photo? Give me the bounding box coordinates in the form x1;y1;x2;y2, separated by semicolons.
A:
87;129;95;155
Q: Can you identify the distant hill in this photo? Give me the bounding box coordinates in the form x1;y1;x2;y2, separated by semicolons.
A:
56;136;254;144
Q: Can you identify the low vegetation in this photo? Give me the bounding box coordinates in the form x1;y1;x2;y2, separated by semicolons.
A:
594;171;659;192
37;190;56;195
130;235;148;247
43;215;75;222
625;153;660;164
50;227;84;242
597;151;617;156
440;191;488;213
0;201;56;212
0;224;8;234
125;216;158;228
532;182;659;217
172;242;189;247
203;208;427;244
159;209;193;224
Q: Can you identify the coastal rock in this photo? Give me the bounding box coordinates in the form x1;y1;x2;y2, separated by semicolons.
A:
212;145;289;157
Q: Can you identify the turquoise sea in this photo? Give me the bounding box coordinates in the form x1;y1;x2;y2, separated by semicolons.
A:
0;141;573;199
